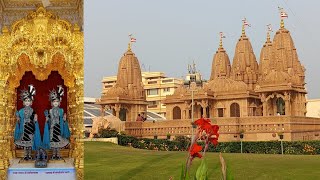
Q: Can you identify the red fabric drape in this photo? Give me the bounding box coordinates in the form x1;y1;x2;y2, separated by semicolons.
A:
16;71;68;135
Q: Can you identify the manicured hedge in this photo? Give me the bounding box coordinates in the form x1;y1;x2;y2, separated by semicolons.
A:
117;134;190;151
117;134;320;155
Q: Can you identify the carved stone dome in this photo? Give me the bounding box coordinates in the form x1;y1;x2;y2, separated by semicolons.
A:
207;78;247;93
264;70;289;85
172;85;188;96
105;86;128;98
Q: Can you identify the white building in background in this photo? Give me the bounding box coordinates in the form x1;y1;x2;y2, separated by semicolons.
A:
101;72;183;117
306;99;320;118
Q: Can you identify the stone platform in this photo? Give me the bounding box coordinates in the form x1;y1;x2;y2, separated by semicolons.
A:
8;158;76;180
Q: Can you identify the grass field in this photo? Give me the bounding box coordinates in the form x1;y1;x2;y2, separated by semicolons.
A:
85;142;320;180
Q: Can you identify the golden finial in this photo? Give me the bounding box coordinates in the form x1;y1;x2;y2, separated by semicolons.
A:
280;19;285;28
242;18;250;36
242;24;245;35
127;33;136;51
267;31;270;42
278;7;288;29
219;32;225;48
266;24;272;42
127;42;131;51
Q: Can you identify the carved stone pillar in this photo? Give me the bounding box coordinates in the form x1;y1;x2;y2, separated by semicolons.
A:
183;101;191;119
261;94;267;116
200;100;208;118
100;105;105;117
284;92;291;116
203;107;207;118
114;104;121;119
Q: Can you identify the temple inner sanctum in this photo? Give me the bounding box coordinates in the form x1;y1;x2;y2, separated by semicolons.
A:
0;1;84;179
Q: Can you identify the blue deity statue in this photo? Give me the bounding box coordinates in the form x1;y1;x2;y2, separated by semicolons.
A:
43;85;70;160
14;85;41;160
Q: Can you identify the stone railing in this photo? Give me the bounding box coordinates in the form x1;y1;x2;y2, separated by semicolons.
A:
83;137;118;144
124;116;320;141
125;119;192;138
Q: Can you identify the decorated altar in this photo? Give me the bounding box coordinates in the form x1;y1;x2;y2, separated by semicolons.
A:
0;6;84;179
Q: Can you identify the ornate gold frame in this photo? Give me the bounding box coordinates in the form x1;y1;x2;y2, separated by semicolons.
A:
0;7;84;179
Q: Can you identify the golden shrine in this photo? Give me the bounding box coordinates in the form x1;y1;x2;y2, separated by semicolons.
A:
0;2;83;179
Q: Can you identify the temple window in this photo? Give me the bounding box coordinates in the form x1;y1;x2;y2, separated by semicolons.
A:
217;108;224;117
230;103;240;117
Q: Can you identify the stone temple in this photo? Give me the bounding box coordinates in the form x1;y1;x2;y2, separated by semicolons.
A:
95;18;320;142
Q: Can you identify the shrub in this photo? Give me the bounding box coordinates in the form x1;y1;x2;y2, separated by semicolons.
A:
116;134;320;155
98;128;119;138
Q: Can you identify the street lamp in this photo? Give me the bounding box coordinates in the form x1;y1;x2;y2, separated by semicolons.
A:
279;133;284;155
239;129;244;153
184;72;201;142
240;133;244;153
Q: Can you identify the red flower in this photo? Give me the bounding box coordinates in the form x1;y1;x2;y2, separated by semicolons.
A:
189;143;202;158
209;125;219;137
209;137;219;146
211;125;219;134
194;118;212;133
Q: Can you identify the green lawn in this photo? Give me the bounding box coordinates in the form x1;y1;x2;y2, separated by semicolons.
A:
85;142;320;180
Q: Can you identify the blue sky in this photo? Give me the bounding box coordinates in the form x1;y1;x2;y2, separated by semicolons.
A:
84;0;320;99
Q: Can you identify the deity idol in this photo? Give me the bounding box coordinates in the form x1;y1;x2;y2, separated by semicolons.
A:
14;85;41;160
43;85;70;160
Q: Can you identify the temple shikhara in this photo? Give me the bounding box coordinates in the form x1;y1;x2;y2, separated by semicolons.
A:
93;14;320;143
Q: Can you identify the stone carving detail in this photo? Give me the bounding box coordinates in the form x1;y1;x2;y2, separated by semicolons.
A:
0;0;83;30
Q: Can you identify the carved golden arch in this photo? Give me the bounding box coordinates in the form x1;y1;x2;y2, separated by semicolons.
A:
8;53;76;89
0;7;84;179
